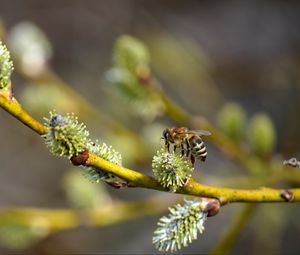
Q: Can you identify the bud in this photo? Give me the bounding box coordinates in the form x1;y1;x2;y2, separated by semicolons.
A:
217;102;246;142
280;189;294;202
106;67;137;95
106;67;165;122
248;113;276;157
0;40;14;89
107;36;165;122
113;35;150;78
8;21;52;76
200;198;221;217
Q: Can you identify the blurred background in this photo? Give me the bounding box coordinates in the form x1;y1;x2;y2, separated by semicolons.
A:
1;0;300;254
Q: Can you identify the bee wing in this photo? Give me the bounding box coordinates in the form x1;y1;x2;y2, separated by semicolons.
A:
186;129;211;136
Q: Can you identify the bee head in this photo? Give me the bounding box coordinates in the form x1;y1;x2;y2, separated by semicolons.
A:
162;128;169;141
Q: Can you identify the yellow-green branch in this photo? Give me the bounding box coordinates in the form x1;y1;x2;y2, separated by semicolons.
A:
0;93;47;135
87;153;300;203
0;196;174;232
1;92;300;205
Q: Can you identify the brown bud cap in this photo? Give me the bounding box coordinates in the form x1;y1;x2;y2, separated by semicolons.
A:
106;182;128;189
70;148;89;166
201;198;221;217
280;189;294;202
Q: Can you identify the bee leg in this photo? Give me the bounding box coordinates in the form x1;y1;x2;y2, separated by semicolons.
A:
174;145;177;153
181;143;184;156
191;154;195;166
185;139;190;157
165;142;170;152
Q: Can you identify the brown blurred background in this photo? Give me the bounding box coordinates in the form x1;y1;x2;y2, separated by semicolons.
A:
1;0;300;254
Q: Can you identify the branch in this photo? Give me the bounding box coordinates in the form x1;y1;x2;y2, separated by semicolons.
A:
87;153;300;204
0;93;47;135
1;93;300;205
0;195;175;232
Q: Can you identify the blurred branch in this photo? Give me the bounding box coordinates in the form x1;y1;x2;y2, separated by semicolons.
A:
211;204;257;255
20;68;139;137
0;195;174;233
1;92;300;204
204;167;300;188
151;78;192;125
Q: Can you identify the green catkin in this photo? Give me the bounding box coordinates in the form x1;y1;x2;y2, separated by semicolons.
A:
43;112;90;158
81;141;127;187
0;41;14;89
153;199;207;252
152;149;194;192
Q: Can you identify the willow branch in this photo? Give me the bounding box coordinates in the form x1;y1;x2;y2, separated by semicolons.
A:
0;92;47;135
0;196;174;233
1;93;300;205
204;167;300;188
87;153;300;204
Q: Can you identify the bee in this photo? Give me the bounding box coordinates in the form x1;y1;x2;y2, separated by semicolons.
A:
162;127;211;166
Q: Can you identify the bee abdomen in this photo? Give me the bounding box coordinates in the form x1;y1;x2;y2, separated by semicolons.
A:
190;136;207;162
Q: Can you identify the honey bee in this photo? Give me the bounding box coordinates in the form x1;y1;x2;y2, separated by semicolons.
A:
162;127;211;165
